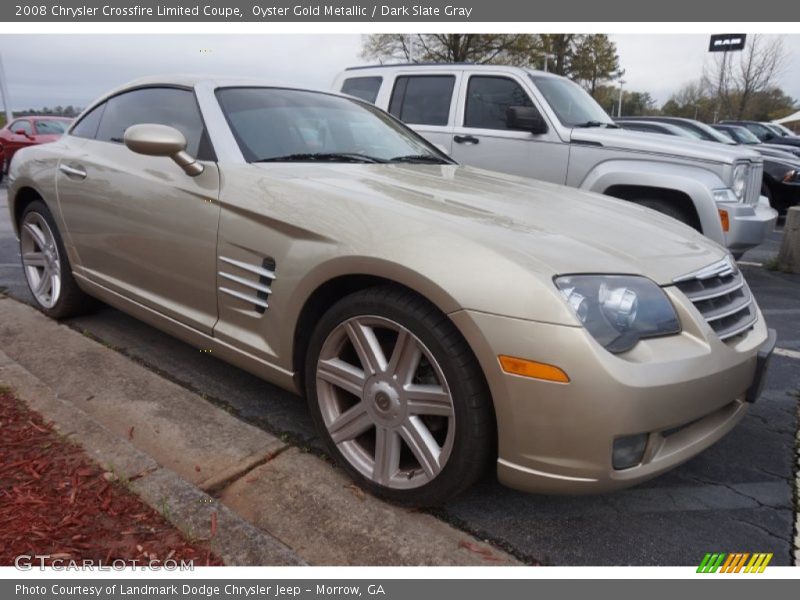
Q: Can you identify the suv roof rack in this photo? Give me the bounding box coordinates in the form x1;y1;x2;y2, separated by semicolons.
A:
345;62;477;71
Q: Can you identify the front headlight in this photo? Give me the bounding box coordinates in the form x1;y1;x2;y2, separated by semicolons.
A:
732;163;749;201
554;275;681;353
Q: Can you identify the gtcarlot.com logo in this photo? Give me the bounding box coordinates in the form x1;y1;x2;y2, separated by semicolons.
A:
697;552;773;573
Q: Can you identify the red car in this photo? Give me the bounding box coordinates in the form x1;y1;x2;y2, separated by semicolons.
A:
0;116;72;180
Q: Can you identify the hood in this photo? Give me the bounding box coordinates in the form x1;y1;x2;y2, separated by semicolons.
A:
570;127;762;165
255;163;726;286
760;143;800;159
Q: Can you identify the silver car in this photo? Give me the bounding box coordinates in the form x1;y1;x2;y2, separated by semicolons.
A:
8;76;775;505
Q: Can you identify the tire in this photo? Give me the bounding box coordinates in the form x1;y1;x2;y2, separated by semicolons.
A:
635;198;693;227
19;199;97;319
304;285;495;506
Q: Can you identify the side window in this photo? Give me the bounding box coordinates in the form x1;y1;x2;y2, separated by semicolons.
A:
10;120;32;135
388;75;455;126
341;77;382;104
95;87;212;159
464;76;534;130
70;103;106;139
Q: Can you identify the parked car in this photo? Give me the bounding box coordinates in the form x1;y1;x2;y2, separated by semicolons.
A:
721;120;800;150
334;65;776;257
8;76;775;504
762;122;797;139
711;123;800;158
617;117;800;213
623;117;800;160
768;122;798;137
0;116;71;180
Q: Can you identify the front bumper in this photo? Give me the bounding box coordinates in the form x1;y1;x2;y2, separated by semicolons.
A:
450;294;771;495
719;196;777;254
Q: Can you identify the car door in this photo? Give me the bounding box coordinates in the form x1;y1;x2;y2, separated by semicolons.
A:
450;73;569;183
56;86;221;334
385;72;459;154
4;119;34;162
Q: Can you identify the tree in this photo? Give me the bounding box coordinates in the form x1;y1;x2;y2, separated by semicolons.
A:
703;34;788;120
537;34;577;74
661;80;716;121
361;34;540;66
571;35;619;94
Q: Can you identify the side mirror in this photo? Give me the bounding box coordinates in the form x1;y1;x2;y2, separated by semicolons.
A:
14;129;30;137
763;131;775;141
123;123;204;176
506;106;548;135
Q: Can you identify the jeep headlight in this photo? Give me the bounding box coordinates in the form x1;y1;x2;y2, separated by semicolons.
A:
732;163;749;202
554;275;681;354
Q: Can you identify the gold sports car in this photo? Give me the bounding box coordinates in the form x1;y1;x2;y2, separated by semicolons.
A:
8;76;776;505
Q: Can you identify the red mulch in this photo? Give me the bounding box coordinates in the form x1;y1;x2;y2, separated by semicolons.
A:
0;390;223;566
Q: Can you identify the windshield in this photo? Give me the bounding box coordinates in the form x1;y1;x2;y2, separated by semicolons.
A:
666;124;703;139
730;126;761;144
216;87;450;164
35;119;68;134
683;121;736;145
529;75;614;128
772;123;795;136
739;122;774;141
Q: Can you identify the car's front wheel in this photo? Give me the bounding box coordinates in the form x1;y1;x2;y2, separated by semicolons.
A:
305;286;494;506
19;200;96;318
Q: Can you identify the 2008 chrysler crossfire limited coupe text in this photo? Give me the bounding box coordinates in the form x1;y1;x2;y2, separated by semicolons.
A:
8;76;776;505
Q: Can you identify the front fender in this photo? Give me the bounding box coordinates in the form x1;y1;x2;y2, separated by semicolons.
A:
579;159;727;245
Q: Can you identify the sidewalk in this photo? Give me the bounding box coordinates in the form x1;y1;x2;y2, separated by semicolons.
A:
0;295;519;566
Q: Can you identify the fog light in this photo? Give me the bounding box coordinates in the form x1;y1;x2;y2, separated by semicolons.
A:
612;434;648;470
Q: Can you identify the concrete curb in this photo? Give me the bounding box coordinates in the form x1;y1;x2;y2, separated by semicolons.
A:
0;296;520;566
0;350;304;566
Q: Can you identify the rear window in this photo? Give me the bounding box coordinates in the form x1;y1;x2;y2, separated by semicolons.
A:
341;77;382;103
35;119;69;134
388;75;455;127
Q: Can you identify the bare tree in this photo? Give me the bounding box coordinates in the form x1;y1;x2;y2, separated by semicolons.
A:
703;35;788;119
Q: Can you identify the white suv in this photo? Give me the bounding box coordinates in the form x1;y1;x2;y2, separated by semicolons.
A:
333;64;777;256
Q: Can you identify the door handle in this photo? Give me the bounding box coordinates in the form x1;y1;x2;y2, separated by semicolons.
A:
59;163;87;180
454;135;480;145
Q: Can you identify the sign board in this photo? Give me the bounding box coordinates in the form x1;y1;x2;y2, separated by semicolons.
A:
709;34;747;52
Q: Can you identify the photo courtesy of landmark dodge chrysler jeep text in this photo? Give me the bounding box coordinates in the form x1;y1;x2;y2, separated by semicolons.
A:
333;64;778;257
8;76;775;505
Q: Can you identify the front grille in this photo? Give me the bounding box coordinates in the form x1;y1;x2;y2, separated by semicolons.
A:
746;162;762;205
673;257;757;342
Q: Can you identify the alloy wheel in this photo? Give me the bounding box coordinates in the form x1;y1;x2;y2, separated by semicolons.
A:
315;315;456;489
20;212;62;309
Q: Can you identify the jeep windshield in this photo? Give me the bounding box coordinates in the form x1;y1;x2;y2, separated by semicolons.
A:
216;87;453;164
529;75;616;128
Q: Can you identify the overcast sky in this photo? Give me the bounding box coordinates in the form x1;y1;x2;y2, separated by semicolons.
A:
0;34;797;112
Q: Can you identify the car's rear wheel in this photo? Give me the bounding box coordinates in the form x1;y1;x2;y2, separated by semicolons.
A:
19;200;96;318
305;286;494;506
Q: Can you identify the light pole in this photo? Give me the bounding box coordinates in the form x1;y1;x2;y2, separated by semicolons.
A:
617;79;626;118
543;53;556;73
0;53;13;125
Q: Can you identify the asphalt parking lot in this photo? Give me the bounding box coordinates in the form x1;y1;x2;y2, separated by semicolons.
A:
0;186;797;566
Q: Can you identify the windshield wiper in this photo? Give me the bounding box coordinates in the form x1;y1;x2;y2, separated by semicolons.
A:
255;152;386;164
574;121;619;129
389;154;450;164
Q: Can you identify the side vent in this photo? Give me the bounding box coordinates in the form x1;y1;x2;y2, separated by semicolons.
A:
218;256;276;314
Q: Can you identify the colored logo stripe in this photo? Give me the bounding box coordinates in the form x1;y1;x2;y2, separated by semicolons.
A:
697;552;772;573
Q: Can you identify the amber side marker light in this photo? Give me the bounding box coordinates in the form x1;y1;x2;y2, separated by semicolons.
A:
498;355;570;383
718;209;730;232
